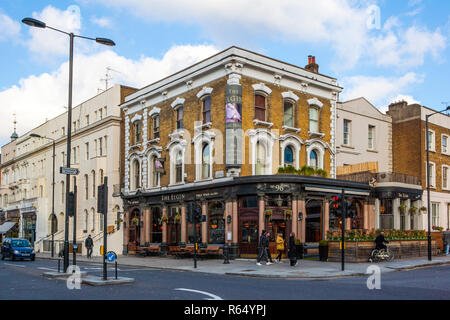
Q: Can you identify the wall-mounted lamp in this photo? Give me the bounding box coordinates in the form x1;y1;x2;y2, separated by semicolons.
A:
227;215;232;224
298;212;303;221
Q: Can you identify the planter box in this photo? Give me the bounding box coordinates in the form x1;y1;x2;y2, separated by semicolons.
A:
327;240;437;263
430;232;443;251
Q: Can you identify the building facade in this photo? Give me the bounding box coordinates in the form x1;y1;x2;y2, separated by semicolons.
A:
387;102;450;231
119;47;373;257
336;98;424;232
0;84;137;256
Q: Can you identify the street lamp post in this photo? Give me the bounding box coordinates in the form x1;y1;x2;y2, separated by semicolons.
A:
30;133;56;257
425;106;450;261
23;17;115;272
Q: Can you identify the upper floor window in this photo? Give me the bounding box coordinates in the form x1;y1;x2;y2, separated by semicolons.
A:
175;151;183;183
283;101;294;127
84;174;89;200
153;116;160;139
427;130;435;151
202;144;211;180
92;170;96;197
150;156;159;188
284;146;294;167
176;107;183;129
309;107;319;133
310;150;318;169
442;135;449;154
443;166;449;190
343;119;351;145
133;121;141;144
132;160;140;190
85;142;89;160
255;141;266;175
368;125;375;150
86;115;90;126
427;162;436;188
255;94;266;121
202;96;211;124
99;137;103;156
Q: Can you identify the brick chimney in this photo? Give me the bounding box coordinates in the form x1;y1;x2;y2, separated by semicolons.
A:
305;55;319;73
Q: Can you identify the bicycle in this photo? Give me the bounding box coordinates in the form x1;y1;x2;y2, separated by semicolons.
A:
369;247;394;263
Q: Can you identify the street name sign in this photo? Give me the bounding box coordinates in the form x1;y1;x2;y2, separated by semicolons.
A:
60;167;79;175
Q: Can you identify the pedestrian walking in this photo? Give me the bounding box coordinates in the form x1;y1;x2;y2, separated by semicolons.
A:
256;230;267;266
443;229;450;256
85;234;93;259
276;233;284;263
265;231;274;265
288;232;297;267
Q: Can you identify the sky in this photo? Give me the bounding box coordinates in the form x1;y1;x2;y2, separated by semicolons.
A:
0;0;449;147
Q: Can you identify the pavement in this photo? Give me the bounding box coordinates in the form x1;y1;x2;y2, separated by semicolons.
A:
35;252;450;279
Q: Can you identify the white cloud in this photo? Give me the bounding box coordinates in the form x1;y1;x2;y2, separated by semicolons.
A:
91;16;112;28
0;11;21;41
25;5;82;57
390;94;421;105
341;72;424;110
0;44;218;144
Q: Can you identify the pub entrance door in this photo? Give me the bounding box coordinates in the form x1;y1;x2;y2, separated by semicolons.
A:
305;200;322;243
239;209;259;257
128;209;141;253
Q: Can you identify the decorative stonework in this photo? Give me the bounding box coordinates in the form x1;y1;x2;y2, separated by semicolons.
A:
196;87;213;99
171;97;185;110
149;107;161;118
253;119;274;128
307;97;323;108
131;114;142;123
282;91;299;102
252;83;272;96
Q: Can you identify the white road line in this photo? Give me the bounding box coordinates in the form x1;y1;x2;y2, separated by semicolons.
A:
37;267;57;271
4;263;26;268
175;288;223;300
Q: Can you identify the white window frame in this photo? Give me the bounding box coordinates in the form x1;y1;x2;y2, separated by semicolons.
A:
368;125;376;150
343;119;351;146
306;143;325;170
442;165;449;191
426;161;436;189
169;144;185;186
441;134;449;155
426;129;435;152
431;202;440;227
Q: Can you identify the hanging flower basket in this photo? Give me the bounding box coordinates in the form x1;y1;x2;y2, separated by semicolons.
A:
284;209;292;220
161;215;168;223
398;205;406;214
408;206;417;215
420;206;427;212
174;213;181;224
264;209;272;221
131;217;139;225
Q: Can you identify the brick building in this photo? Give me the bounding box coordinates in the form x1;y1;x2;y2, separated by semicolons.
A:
387;102;450;231
119;47;373;257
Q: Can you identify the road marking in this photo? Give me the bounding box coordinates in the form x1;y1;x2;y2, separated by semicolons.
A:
37;267;58;271
175;288;223;300
4;263;25;268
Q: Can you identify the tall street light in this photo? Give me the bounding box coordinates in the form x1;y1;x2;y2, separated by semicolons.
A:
30;133;56;257
23;17;115;272
425;105;450;261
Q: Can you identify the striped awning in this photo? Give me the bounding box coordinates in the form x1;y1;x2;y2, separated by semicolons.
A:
0;222;16;234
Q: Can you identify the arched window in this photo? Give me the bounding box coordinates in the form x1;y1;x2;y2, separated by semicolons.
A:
310;150;318;169
49;214;58;234
202;96;211;124
152;115;160;139
91;208;96;232
84;210;89;232
255;94;266;121
99;169;104;185
149;155;160;188
309;107;319;133
132;159;140;189
202;143;211;179
283;101;294;127
175;151;183;183
255;141;266;175
84;174;89;200
284;146;294;167
61;181;64;204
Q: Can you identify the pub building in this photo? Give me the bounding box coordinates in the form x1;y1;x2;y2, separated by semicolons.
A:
118;47;374;257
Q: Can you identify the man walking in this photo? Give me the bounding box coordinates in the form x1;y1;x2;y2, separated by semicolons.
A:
264;231;274;265
256;230;267;266
85;234;93;259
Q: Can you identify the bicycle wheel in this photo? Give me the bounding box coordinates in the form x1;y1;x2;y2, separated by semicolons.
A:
386;249;394;261
370;249;380;263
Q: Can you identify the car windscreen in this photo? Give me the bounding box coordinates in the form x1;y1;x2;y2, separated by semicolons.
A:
11;240;31;247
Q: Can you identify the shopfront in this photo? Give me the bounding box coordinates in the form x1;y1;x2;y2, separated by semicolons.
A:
122;175;371;257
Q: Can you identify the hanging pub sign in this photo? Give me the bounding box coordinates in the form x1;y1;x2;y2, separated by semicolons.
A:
225;84;242;168
155;157;165;174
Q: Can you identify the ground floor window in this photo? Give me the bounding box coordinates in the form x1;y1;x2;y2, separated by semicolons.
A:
431;203;440;227
379;199;393;229
208;201;225;244
168;206;181;245
150;207;162;243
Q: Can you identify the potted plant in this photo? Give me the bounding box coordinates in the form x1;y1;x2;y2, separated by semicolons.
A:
319;240;328;261
175;213;181;224
420;206;427;213
409;206;417;215
264;209;272;221
398;204;407;214
284;209;292;220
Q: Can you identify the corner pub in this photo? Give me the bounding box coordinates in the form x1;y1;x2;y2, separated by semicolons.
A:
119;47;374;258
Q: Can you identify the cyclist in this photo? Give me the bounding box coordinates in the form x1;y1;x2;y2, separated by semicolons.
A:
375;231;389;252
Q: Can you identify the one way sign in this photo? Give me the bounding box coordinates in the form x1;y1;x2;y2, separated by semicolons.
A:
60;167;79;175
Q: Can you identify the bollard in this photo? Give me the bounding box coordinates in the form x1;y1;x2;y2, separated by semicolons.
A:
58;258;61;273
223;243;230;264
115;261;118;280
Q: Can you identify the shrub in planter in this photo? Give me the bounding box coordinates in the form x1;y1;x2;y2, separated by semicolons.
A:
319;240;328;261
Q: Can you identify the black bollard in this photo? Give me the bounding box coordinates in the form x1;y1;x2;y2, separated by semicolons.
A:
115;261;118;280
223;243;230;264
58;258;61;273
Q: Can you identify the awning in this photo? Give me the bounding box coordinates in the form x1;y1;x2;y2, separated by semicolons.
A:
0;222;16;234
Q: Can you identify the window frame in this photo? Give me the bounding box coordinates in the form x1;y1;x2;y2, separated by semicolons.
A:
368;125;376;150
343;119;351;146
201;96;212;124
442;134;449;155
283;100;295;128
309;106;320;134
254;93;267;122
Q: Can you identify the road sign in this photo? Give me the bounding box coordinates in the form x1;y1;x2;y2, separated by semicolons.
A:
106;251;117;263
60;167;79;175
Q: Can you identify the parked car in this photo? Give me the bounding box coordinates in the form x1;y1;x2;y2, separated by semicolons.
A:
1;238;35;261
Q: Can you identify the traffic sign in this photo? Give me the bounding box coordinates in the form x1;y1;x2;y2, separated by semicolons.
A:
106;251;117;263
60;167;79;175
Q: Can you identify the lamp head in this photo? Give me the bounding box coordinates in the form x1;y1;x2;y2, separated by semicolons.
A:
95;37;115;46
22;18;46;28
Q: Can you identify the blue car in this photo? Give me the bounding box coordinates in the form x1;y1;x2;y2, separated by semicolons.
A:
1;238;35;261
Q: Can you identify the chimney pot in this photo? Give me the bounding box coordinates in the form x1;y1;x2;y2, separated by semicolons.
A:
312;56;316;64
308;55;312;64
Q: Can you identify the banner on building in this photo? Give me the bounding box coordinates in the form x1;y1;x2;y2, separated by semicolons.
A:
225;84;242;167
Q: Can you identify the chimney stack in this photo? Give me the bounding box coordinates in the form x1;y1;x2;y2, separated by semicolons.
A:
305;55;319;73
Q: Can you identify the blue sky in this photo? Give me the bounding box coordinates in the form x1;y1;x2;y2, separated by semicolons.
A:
0;0;449;146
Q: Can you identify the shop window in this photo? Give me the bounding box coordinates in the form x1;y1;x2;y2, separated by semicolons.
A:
150;207;162;243
208;202;225;244
254;94;266;121
379;200;393;230
241;220;258;243
241;196;258;208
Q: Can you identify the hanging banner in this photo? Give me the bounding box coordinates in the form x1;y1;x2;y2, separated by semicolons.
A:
225;84;242;167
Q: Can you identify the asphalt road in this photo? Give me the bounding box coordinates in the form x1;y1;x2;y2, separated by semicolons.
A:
1;258;450;300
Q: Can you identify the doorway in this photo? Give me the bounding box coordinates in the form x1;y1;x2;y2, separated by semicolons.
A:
306;199;322;242
128;208;141;252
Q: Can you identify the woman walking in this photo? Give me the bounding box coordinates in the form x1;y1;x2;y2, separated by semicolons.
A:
288;232;297;267
276;233;284;263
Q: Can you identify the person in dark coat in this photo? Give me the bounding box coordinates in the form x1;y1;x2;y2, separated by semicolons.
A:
375;231;389;251
85;235;93;258
256;230;267;265
264;231;274;264
288;232;297;267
